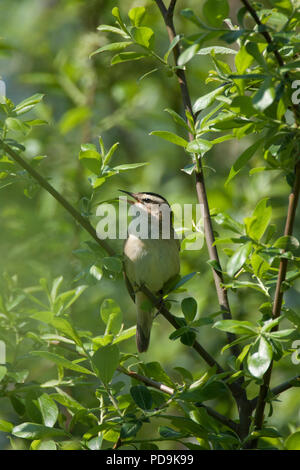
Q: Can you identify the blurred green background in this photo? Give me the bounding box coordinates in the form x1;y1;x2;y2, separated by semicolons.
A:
0;0;299;449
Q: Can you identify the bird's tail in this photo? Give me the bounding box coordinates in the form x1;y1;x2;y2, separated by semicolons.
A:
135;291;154;353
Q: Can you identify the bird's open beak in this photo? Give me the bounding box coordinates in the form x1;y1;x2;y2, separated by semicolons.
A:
118;189;138;204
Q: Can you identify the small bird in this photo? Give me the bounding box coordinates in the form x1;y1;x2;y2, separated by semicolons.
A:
120;191;180;353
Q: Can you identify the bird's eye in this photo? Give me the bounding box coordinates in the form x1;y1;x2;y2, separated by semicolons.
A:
143;198;151;203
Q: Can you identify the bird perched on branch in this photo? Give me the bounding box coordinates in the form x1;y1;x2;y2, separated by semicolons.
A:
120;191;180;353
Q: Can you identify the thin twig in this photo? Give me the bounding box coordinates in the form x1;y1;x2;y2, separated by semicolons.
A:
118;366;175;395
196;404;239;433
250;374;300;410
118;365;238;432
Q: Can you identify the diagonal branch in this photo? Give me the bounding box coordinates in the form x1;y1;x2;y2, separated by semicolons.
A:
250;374;300;410
240;0;284;67
0;137;238;387
140;285;224;373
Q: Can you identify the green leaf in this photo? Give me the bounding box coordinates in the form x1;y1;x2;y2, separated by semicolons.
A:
181;297;197;322
100;298;123;335
113;162;149;171
247;336;273;379
269;329;294;339
180;381;228;402
0;366;7;382
103;142;119;166
93;334;113;347
112;7;127;31
280;60;300;72
90;41;132;57
79;147;101;174
131;26;154;49
92;344;120;384
251;427;282;439
14;93;44;115
31;313;82;347
113;326;136;344
285;431;300;450
221;30;245;43
193;86;226;113
102;256;122;273
283;308;300;328
159;426;183;439
51;390;85;412
130;385;153;410
235;45;254;73
111;52;148;65
225;139;263;185
38;393;59;428
150;131;188;148
227;242;252;277
31;440;57;450
245;42;267;68
230;96;256;117
253;78;275;111
180;8;209;28
164;35;181;62
12;423;67;440
89;264;103;281
86;436;103;450
128;7;146;26
178;44;200;66
273;235;299;251
181;163;196;175
214;319;257;335
169;326;190;341
251;253;270;278
5;117;30;136
142;362;175;388
97;25;129;38
186;138;212;155
31;351;93;375
203;0;229;27
180;330;196;347
173;366;193;383
50;275;63;303
100;298;121;323
120;421;142;438
214;212;244;234
171;272;197;290
244;198;272;241
198;46;237;56
164;108;190;133
0;419;13;432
